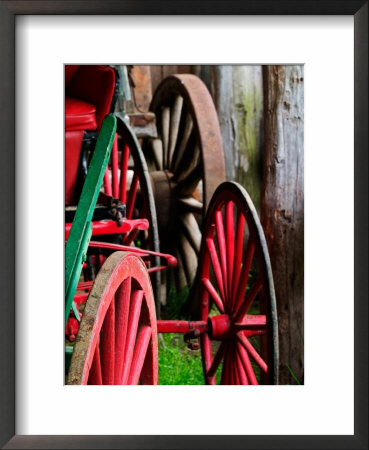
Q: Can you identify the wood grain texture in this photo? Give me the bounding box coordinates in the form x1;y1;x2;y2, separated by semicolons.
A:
261;65;304;384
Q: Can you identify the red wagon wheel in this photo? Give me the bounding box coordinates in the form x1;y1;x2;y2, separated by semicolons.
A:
101;116;161;315
196;182;278;385
144;74;226;292
67;251;158;385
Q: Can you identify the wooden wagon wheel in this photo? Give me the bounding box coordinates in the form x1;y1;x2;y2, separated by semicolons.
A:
143;74;226;293
196;182;278;385
102;116;161;315
67;252;158;385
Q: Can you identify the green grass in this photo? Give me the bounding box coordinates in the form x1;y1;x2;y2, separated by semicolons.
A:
158;333;205;385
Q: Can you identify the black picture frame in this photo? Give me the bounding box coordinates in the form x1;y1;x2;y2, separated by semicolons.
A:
1;1;367;449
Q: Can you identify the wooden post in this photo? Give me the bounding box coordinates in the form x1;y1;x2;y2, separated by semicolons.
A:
261;65;304;384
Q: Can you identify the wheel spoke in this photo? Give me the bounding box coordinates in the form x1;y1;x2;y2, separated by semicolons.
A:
201;333;215;385
100;299;115;384
174;249;187;292
119;142;130;203
127;325;152;385
151;138;163;170
233;239;255;318
215;209;228;304
207;342;225;378
126;171;139;219
206;235;225;300
202;278;224;314
168;96;183;167
220;344;231;385
161;106;170;161
103;167;112;196
88;344;102;385
121;289;144;384
231;212;245;303
231;346;240;385
235;278;263;322
177;196;203;214
175;164;202;197
235;344;249;385
179;212;201;254
172;114;193;172
234;314;267;330
178;232;198;285
114;278;131;384
226;201;235;304
236;340;258;385
174;141;199;182
237;332;268;374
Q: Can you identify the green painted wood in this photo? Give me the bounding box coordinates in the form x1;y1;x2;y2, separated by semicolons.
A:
65;115;117;324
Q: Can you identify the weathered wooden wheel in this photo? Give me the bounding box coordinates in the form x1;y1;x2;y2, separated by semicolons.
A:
144;74;226;293
67;252;158;385
103;116;161;315
196;182;278;385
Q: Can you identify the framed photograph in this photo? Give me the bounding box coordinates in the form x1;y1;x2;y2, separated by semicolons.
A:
1;1;367;448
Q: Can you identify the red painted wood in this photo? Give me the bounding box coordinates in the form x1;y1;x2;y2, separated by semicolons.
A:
207;342;225;378
126;172;139;220
215;208;228;303
235;278;263;322
88;345;102;385
237;340;258;385
232;212;245;303
100;300;115;384
226;201;235;306
127;325;152;385
114;278;131;384
111;134;119;198
157;320;207;334
238;332;267;374
206;237;225;300
202;277;224;314
120;142;130;204
233;239;255;319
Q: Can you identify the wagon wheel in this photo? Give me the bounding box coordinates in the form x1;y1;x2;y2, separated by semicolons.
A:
67;252;158;385
102;116;161;315
144;74;226;294
196;182;278;385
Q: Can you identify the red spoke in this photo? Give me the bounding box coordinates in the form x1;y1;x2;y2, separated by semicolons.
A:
123;229;139;247
215;208;228;303
226;201;235;305
121;289;144;384
234;314;267;331
114;278;131;384
233;239;255;318
127;325;152;385
220;344;231;385
236;340;258;385
238;332;268;374
111;134;119;198
235;278;263;322
231;212;245;304
119;142;130;203
230;346;239;385
207;342;226;378
206;236;225;300
235;344;249;385
202;277;224;314
103;167;112;196
88;344;102;385
100;299;115;384
126;172;139;220
201;333;215;384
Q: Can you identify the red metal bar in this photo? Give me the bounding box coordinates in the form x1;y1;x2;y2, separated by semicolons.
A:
206;237;225;300
237;332;268;374
226;201;235;308
202;277;224;314
126;172;139;220
88;241;177;268
234;315;267;331
231;212;245;305
112;134;119;198
127;325;152;385
215;208;228;302
100;299;115;384
77;281;93;290
233;239;255;319
65;218;149;240
114;278;131;384
121;289;144;384
157;320;207;334
120;142;130;203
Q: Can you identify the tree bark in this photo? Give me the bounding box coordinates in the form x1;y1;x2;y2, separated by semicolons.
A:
261;65;304;384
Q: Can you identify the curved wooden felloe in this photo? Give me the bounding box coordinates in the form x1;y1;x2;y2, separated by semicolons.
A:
67;252;158;385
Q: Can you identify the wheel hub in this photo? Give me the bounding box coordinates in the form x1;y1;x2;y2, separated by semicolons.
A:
208;314;234;340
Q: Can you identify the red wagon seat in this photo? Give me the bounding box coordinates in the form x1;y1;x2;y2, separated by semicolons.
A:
65;97;97;132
